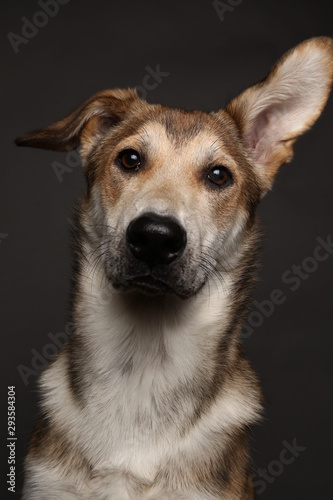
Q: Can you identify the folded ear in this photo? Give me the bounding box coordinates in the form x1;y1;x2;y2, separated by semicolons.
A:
15;88;140;152
225;37;333;192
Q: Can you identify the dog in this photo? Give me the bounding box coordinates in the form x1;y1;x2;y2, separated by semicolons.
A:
16;37;333;499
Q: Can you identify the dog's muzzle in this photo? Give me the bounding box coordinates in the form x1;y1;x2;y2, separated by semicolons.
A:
111;212;188;296
109;211;210;298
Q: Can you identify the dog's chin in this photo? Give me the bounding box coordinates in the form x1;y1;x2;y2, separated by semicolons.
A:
112;274;199;300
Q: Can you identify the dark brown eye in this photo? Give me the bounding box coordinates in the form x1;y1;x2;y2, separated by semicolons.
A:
118;149;141;170
207;166;232;187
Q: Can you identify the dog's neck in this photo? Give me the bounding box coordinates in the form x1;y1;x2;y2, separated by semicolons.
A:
75;252;234;373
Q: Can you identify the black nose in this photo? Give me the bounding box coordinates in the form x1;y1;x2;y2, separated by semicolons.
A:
126;212;187;267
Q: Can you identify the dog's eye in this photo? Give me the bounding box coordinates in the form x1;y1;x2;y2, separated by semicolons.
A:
118;149;141;170
207;166;232;187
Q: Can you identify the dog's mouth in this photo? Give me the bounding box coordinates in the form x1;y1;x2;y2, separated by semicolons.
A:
108;239;209;299
113;274;180;297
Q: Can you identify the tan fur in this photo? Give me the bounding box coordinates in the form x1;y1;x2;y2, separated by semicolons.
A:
16;38;333;499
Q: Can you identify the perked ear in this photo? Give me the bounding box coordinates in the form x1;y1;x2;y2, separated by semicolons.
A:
15;88;140;152
225;37;333;192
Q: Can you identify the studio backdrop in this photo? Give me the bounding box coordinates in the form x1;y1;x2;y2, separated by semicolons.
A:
1;1;332;498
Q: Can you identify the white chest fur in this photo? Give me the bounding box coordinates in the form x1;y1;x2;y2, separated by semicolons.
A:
38;261;259;497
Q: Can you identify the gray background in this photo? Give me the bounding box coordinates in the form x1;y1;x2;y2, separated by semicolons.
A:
1;0;332;498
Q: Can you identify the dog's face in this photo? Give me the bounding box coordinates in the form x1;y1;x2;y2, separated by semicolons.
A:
84;107;260;298
16;38;333;298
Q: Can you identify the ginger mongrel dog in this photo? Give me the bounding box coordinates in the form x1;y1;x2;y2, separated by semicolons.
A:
17;38;333;499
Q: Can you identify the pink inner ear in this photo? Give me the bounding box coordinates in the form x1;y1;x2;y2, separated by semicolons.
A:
244;103;286;162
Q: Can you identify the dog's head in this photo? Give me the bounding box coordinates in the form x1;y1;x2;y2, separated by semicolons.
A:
16;38;333;298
